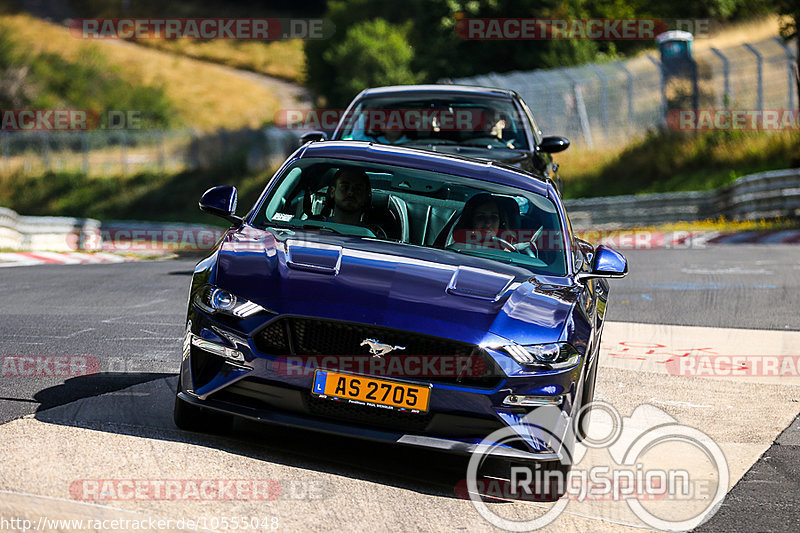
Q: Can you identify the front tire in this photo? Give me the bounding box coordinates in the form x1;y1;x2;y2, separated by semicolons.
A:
576;357;599;442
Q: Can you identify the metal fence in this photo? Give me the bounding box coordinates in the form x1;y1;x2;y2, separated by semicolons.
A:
450;37;798;148
0;126;300;177
564;168;800;228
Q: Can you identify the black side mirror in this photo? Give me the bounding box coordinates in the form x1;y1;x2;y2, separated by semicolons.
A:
300;131;327;144
199;186;243;225
539;136;570;153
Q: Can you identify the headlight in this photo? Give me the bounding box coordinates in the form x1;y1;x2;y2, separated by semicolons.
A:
194;285;266;317
210;288;235;311
504;342;580;370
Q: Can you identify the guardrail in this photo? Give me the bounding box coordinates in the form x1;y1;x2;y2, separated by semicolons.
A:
0;207;101;251
566;168;800;228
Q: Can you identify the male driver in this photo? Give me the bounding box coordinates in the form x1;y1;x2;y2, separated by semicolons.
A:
327;168;388;238
328;168;371;225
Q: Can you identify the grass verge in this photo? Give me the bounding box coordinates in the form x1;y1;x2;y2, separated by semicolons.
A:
559;129;800;198
0;13;281;130
135;39;306;84
0;154;273;224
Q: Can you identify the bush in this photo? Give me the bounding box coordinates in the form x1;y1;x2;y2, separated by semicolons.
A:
321;19;422;107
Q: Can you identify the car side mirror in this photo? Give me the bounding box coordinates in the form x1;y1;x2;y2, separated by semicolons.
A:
575;245;627;282
199;185;243;226
300;131;327;144
539;136;570;153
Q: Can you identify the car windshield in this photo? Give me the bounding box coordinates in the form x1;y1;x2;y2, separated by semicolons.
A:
336;95;528;150
251;157;567;276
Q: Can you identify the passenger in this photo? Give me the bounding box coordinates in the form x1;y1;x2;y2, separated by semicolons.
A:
453;193;517;247
375;127;410;145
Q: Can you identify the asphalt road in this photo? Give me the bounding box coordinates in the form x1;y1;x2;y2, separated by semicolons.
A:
610;245;800;330
0;245;798;531
0;260;190;424
3;245;798;423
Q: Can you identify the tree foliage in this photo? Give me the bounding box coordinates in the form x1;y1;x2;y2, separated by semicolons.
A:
306;0;795;107
321;19;422;107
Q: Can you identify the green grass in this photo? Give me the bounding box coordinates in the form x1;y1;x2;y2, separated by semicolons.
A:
3;128;799;226
0;152;273;224
0;14;283;130
560;129;800;199
0;26;174;128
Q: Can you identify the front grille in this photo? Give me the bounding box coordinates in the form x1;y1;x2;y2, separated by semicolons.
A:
253;317;503;388
257;320;289;353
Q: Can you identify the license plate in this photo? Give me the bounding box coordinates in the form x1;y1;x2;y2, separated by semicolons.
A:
311;370;431;413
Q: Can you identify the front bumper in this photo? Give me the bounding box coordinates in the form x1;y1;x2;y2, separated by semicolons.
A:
179;306;585;461
177;389;560;462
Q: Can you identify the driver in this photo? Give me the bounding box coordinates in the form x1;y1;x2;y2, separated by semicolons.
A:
329;168;370;225
327;168;387;238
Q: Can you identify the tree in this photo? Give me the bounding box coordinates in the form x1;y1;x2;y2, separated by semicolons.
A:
772;1;799;97
320;18;422;108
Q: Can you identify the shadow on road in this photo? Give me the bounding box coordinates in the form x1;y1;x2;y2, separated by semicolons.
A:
31;374;506;502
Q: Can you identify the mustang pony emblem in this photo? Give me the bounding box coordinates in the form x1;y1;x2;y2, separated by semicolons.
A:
360;338;406;357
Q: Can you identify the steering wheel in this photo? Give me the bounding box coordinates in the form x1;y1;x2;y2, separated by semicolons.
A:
512;226;543;258
488;226;544;256
490;235;517;252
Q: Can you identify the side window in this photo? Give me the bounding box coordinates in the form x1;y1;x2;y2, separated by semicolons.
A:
262;167;303;221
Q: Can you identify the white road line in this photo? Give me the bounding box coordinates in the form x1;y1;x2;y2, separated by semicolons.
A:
0;252;135;267
648;398;715;408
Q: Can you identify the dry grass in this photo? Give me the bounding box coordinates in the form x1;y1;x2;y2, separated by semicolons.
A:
656;217;799;232
0;14;282;130
559;129;800;198
694;15;782;51
137;38;306;83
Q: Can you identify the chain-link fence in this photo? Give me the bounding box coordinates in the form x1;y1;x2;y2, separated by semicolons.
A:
450;37;798;149
0;126;300;177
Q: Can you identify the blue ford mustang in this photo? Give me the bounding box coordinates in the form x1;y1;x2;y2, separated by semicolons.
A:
174;141;627;467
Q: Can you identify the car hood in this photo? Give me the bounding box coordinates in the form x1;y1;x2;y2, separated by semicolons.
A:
214;227;578;345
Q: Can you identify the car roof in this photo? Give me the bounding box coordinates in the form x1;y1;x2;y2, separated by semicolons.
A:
297;141;553;198
356;84;518;100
